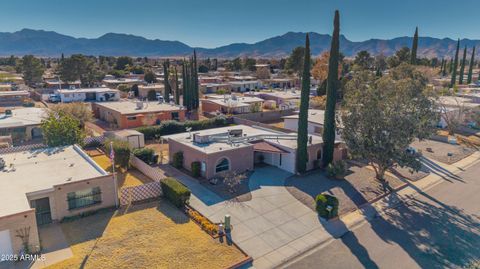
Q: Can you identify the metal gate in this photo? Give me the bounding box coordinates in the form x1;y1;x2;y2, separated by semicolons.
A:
30;197;52;225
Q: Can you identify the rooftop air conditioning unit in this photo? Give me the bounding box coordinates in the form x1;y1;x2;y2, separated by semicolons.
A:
136;101;144;110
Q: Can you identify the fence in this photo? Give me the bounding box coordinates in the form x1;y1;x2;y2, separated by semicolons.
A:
0;143;45;155
129;155;165;182
120;181;162;205
233;117;293;133
234;109;295;123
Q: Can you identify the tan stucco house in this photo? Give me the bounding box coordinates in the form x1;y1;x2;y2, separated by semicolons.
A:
164;125;345;179
0;145;117;258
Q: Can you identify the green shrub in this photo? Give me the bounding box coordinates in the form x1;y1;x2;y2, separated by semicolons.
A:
161;177;191;207
326;160;347;179
104;139;131;169
136;116;231;140
191;161;201;177
315;194;339;219
133;147;155;164
172;151;184;169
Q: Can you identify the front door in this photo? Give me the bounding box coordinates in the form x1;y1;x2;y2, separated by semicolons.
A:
31;198;52;225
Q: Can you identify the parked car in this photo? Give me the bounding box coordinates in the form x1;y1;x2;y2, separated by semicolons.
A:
48;94;61;103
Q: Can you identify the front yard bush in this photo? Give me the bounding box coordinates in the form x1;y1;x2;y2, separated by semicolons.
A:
161;177;191;207
104;139;131;169
172;151;184;168
133;147;156;164
191;161;201;177
137;116;231;140
326;160;347;179
315;193;339;219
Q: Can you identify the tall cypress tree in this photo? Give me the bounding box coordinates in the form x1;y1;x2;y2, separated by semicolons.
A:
174;66;180;104
193;50;199;110
442;59;448;76
295;34;311;173
451;39;460;87
322;10;340;166
163;59;171;102
410;27;418;65
467;46;475;84
439;58;444;74
459;46;467;84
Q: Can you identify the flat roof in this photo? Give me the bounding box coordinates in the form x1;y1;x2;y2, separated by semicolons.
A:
138;84;164;89
95;100;185;114
229;80;259;86
57;87;119;94
0;90;29;97
102;78;143;84
283;109;326;125
0;107;46;129
0;145;108;217
164;124;323;154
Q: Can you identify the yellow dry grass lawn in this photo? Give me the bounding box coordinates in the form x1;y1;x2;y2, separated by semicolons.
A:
46;201;246;269
87;150;152;188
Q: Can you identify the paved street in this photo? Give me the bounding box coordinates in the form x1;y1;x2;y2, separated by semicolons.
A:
283;160;480;269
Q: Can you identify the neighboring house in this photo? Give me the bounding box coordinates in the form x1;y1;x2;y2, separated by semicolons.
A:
200;83;231;94
92;100;186;129
282;109;343;140
246;90;301;109
201;94;264;114
0;91;29;106
57;88;120;103
0;107;46;144
228;81;260;92
262;78;295;89
102;77;144;88
0;145;116;257
164;125;345;179
44;79;81;90
137;84;164;99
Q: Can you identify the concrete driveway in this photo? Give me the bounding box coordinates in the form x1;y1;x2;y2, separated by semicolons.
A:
166;165;342;269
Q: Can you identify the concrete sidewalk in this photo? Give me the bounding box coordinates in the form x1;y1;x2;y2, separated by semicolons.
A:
160;165;346;269
281;151;480;267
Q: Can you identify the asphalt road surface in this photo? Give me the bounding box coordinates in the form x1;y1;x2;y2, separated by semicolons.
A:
285;162;480;269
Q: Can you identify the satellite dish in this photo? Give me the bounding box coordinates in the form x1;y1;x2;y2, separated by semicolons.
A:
186;127;192;132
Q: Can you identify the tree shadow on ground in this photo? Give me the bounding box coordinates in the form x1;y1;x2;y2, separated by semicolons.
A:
318;187;480;269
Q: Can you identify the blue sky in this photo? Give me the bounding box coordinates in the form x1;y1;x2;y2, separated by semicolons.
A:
2;0;479;48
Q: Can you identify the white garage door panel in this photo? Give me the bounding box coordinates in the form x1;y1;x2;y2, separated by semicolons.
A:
0;229;13;261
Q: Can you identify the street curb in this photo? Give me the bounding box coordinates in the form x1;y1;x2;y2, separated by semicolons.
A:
279;152;480;268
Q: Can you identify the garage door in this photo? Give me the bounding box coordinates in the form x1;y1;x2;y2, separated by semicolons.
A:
0;230;13;261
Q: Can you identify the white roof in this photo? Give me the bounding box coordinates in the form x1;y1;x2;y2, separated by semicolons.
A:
0;145;108;217
283;109;326;125
102;78;143;84
0;107;47;129
95;100;184;114
0;90;29;97
164;124;323;154
229;80;259;86
57;87;119;94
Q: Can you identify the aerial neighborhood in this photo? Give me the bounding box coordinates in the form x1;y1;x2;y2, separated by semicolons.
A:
0;3;479;269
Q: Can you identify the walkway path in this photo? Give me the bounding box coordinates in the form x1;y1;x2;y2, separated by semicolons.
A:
160;165;345;269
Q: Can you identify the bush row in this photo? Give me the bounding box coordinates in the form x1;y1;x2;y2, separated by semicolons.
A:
137;116;231;140
187;208;218;235
133;147;157;164
160;177;191;208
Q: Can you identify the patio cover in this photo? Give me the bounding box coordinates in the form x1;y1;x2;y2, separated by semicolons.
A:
251;141;289;154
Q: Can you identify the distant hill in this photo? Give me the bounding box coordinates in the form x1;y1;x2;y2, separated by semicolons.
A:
0;29;478;58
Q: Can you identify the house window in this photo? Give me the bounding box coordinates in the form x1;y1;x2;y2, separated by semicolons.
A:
127;116;137;120
317;149;323;160
67;187;102;210
215;158;230;173
279;154;282;166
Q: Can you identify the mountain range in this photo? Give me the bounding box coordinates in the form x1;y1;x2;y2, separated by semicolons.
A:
1;29;479;59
